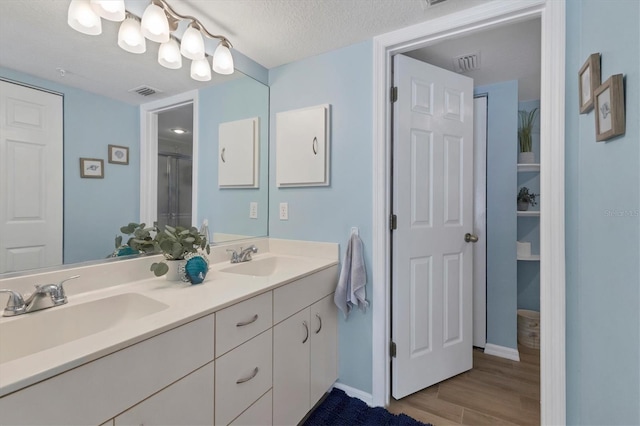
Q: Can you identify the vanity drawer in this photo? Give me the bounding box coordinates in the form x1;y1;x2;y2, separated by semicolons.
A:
273;266;338;324
229;389;272;426
216;291;272;357
215;329;273;426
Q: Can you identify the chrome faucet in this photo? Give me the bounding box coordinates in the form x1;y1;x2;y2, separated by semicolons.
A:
0;275;79;317
226;245;258;264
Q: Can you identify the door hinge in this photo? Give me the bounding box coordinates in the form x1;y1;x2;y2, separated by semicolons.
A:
390;86;398;103
389;214;397;231
390;341;397;358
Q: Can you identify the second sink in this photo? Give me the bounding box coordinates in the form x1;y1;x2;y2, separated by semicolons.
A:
220;256;307;277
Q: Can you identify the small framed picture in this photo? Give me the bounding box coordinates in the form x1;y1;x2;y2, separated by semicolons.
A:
108;144;129;165
80;158;104;178
578;53;601;114
594;74;625;142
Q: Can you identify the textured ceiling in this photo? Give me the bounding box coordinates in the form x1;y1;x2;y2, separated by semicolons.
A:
0;0;538;105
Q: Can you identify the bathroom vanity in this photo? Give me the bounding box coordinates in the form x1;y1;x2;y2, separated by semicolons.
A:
0;238;338;426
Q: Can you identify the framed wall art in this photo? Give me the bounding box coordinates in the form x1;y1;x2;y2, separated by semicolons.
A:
594;74;625;142
80;158;104;178
578;53;601;114
108;144;129;165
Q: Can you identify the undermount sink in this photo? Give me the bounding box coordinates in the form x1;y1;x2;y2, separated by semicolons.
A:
0;293;169;364
220;256;307;277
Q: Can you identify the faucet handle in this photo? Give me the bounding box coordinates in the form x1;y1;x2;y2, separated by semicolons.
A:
226;249;239;263
0;289;27;316
55;275;80;303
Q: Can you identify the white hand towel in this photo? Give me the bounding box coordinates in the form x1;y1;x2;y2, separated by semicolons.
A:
334;233;368;319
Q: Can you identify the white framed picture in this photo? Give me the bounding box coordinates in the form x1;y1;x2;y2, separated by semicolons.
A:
594;74;625;142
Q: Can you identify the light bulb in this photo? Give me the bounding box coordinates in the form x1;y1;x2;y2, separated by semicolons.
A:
68;0;102;35
141;3;170;43
180;25;205;60
90;0;125;21
158;39;182;69
212;41;234;75
118;17;146;54
191;58;211;81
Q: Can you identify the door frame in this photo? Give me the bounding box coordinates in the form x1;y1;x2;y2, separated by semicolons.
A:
140;91;199;227
371;1;566;424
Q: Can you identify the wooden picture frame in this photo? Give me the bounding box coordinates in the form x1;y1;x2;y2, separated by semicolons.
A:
578;53;601;114
594;74;625;142
108;144;129;165
80;158;104;178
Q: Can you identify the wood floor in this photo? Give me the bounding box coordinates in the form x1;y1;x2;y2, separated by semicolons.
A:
388;345;540;425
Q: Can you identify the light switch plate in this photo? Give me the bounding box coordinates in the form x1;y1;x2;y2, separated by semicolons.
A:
249;202;258;219
279;202;288;220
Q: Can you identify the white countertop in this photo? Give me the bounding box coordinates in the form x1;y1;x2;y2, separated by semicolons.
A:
0;240;338;397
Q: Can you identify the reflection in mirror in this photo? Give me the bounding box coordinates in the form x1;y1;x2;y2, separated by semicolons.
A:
0;1;269;276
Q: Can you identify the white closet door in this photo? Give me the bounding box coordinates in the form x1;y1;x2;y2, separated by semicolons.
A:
0;81;63;273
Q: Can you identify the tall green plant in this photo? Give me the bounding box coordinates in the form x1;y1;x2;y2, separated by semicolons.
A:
518;108;538;153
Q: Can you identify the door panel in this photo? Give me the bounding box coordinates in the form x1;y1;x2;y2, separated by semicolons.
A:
392;54;474;399
0;81;62;273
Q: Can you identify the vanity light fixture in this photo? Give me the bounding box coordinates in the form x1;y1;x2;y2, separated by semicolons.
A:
68;0;235;78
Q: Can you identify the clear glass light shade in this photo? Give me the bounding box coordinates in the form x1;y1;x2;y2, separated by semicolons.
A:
190;58;211;81
118;17;146;54
68;0;102;35
158;39;182;69
90;0;125;22
180;26;205;60
141;3;170;43
212;42;234;75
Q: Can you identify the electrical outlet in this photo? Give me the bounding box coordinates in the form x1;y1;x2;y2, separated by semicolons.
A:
249;202;258;219
279;202;288;220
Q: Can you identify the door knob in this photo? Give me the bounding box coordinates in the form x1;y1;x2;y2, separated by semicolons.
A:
465;233;479;243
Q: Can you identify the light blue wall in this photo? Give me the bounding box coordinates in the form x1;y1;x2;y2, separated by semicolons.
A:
474;81;519;350
517;99;540;312
565;0;640;424
268;41;374;393
197;76;269;239
0;67;140;264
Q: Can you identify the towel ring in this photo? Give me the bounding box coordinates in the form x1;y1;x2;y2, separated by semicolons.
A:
221;147;226;163
312;137;318;155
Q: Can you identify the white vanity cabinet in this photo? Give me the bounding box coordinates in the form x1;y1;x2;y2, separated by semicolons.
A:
114;362;215;426
272;267;338;426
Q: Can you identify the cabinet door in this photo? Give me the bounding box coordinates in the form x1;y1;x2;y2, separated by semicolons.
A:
310;294;338;405
115;362;214;426
273;309;311;426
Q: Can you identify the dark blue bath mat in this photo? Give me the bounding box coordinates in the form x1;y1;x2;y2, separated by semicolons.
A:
303;388;432;426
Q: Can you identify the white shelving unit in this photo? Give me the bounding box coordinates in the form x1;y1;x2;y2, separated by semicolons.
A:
517;254;541;261
517;210;540;217
517;163;540;261
517;163;540;172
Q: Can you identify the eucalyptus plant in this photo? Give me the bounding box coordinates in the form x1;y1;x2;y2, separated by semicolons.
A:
115;222;158;254
518;107;538;153
150;225;211;277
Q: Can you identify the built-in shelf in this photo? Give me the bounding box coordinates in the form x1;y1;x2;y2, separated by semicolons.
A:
517;163;540;172
517;254;541;261
517;210;540;217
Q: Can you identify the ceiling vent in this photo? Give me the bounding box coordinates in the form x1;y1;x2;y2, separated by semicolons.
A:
453;52;481;73
129;85;162;97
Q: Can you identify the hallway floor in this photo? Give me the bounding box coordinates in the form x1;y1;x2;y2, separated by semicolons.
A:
388;345;540;425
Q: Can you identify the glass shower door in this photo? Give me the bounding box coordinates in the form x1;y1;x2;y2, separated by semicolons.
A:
157;153;192;229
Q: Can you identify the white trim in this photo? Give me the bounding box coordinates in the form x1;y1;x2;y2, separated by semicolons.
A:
140;91;199;227
484;344;521;362
332;383;374;407
372;1;566;424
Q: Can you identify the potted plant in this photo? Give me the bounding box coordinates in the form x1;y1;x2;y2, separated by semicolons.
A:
112;223;157;257
150;225;210;282
518;107;538;164
517;187;539;211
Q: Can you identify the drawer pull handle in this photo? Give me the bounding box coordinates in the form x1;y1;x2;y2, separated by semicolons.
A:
315;314;322;334
236;367;259;384
302;320;309;344
236;314;259;327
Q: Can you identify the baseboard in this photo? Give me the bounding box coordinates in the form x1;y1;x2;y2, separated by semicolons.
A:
332;383;375;407
484;343;521;361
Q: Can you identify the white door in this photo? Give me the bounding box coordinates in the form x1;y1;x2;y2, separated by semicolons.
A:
0;81;63;273
391;55;475;399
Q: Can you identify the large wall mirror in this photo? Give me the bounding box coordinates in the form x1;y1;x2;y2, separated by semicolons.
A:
0;0;269;276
